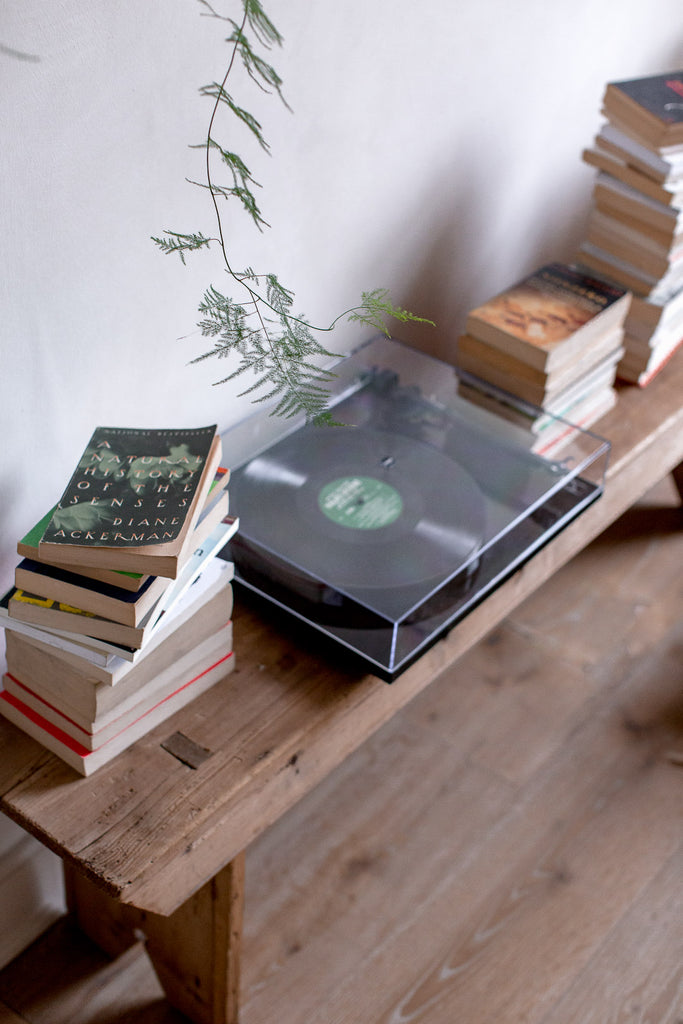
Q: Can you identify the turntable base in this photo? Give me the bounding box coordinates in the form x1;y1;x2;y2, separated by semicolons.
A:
1;354;682;1024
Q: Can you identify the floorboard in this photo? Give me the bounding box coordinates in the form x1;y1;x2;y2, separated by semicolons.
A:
0;477;681;1024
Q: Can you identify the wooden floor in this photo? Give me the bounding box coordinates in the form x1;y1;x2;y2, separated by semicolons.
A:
1;476;681;1024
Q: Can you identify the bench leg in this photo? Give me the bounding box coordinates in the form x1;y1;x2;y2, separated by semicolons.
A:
63;853;245;1024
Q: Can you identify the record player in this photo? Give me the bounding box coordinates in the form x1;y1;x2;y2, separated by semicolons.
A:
219;336;610;680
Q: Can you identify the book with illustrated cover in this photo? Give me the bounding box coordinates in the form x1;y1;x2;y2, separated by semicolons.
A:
465;263;630;371
38;425;221;577
18;466;229;591
14;490;234;628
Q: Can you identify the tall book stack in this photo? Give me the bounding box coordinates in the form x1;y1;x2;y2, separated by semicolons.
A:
578;70;683;385
0;425;237;776
455;262;630;453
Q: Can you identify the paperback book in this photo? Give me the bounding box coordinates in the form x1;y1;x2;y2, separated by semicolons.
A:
464;262;630;371
602;72;683;148
0;651;234;776
3;571;234;719
38;425;222;577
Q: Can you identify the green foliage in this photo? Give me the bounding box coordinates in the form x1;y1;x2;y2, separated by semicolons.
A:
151;230;214;264
154;0;433;421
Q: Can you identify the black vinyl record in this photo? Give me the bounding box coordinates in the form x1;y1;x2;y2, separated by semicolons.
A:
230;426;485;597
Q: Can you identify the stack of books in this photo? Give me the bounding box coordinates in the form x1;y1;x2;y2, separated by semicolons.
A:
0;425;237;776
578;70;683;385
455;262;630;453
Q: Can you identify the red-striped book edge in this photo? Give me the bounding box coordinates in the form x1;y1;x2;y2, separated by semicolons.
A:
1;650;233;756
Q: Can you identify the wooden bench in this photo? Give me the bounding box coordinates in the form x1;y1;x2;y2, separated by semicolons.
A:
1;352;682;1024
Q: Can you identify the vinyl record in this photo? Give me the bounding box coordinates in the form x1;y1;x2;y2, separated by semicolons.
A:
230;426;485;593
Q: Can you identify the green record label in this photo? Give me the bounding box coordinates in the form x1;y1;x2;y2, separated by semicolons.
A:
318;476;403;530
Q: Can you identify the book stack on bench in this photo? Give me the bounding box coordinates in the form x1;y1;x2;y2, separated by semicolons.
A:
0;425;237;776
578;70;683;385
455;262;630;453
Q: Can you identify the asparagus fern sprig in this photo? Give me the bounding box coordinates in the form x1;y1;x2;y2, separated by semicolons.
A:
153;0;433;421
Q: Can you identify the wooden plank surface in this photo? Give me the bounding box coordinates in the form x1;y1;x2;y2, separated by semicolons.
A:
1;475;680;1024
237;477;683;1024
1;353;682;917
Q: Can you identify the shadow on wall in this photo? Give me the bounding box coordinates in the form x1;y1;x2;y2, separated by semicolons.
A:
376;148;595;367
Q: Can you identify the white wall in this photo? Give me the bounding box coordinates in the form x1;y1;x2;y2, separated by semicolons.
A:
1;0;682;962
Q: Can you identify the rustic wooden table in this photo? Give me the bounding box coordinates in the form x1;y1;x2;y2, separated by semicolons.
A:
1;353;682;1024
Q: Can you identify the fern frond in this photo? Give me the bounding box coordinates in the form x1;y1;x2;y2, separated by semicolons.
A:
347;288;436;335
265;273;295;313
161;2;434;423
199;84;269;150
226;22;287;98
152;230;213;264
243;0;283;49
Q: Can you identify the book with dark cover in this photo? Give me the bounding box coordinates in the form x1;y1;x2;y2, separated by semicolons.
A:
14;557;167;627
604;72;683;146
38;426;222;577
41;425;218;549
19;507;148;591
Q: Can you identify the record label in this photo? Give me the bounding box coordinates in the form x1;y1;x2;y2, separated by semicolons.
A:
318;476;404;530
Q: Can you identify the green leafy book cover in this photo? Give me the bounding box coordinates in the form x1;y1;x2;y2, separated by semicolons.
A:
40;426;217;550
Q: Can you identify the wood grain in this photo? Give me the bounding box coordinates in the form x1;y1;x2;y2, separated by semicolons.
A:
0;475;681;1023
1;354;682;918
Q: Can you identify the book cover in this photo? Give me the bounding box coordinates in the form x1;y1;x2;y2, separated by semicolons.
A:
0;586;137;663
18;507;148;591
465;263;630;370
20;466;229;589
8;588;154;649
14;557;168;627
38;426;221;576
605;72;683;131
